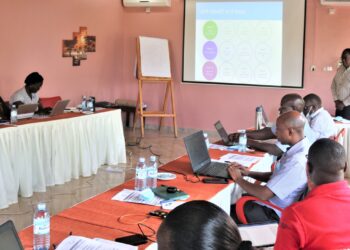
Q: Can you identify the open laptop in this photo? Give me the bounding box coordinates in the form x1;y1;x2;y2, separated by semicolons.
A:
35;99;70;118
17;103;38;120
183;131;230;179
0;220;24;250
214;120;235;146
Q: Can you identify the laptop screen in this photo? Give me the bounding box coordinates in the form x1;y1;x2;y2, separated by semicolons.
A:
214;121;229;144
183;131;211;172
0;220;24;250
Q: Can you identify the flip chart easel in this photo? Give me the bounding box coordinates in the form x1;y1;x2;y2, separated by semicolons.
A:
133;36;177;138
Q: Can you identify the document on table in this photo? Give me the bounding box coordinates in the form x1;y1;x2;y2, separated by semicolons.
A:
238;223;278;247
56;235;137;250
217;153;261;167
112;189;163;206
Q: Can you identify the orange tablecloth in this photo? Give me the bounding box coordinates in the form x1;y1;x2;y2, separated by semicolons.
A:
19;148;269;249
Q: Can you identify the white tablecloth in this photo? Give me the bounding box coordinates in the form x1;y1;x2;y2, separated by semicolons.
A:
0;110;126;209
335;122;350;178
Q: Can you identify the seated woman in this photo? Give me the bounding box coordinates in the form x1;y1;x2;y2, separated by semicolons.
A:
157;200;253;250
10;72;43;107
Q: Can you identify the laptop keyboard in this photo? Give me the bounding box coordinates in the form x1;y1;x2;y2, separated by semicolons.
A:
202;162;229;176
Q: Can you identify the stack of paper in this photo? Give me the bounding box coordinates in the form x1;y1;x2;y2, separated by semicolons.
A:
238;223;278;247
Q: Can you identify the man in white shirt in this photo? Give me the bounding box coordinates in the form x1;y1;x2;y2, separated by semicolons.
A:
229;111;310;224
303;93;336;139
10;72;43;106
229;93;315;157
331;48;350;119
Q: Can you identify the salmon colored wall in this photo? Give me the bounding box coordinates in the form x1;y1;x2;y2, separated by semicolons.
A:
0;0;124;106
121;0;350;132
1;0;350;132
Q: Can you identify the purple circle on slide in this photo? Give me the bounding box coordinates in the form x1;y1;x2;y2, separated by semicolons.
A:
203;41;218;60
202;62;217;80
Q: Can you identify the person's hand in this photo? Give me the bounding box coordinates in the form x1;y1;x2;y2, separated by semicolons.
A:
228;162;248;181
228;133;240;143
335;100;345;111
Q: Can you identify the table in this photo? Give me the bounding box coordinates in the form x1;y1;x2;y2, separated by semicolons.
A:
334;121;350;177
19;148;272;249
0;109;126;209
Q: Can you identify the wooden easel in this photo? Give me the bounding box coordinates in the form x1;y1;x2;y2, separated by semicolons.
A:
133;36;178;138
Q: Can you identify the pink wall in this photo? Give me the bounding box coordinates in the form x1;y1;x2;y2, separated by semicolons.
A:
121;0;350;132
1;0;350;132
0;0;124;106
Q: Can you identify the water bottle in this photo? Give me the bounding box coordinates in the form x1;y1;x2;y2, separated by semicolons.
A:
10;105;17;124
147;155;158;189
81;96;87;111
238;130;247;152
33;203;50;250
255;106;263;130
87;96;94;112
203;133;210;149
135;157;147;191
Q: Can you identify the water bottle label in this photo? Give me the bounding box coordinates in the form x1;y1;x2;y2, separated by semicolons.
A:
239;136;247;145
136;168;146;179
34;217;50;235
148;168;157;178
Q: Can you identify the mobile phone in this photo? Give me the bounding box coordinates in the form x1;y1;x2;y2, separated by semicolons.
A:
202;178;228;184
115;234;148;246
148;209;168;219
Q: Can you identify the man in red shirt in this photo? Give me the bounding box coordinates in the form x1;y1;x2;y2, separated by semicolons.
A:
275;138;350;249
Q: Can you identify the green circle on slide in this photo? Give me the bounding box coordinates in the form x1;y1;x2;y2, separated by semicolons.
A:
203;21;218;40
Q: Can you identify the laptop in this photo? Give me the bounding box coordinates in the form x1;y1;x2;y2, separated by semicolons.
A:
214;120;235;146
17;103;38;120
35;99;70;118
0;220;24;250
183;131;230;179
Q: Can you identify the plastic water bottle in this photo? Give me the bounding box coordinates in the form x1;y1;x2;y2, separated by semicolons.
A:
238;130;247;152
135;157;147;191
33;203;50;250
81;96;87;111
10;105;17;124
147;155;158;188
203;133;210;149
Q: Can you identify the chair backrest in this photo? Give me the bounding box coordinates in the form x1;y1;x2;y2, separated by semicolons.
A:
335;128;345;144
39;96;62;108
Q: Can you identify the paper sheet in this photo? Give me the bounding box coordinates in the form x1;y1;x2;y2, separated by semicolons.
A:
217;153;262;167
56;235;137;250
238;223;278;247
112;189;163;206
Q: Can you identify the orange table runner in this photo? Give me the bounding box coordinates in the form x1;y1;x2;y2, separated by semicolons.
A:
19;148;267;249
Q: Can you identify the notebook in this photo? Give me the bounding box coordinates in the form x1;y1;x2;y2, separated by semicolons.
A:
183;131;230;179
152;186;189;201
0;220;24;250
214;120;235;146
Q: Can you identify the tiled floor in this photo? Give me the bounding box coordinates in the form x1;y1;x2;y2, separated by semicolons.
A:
1;127;349;232
0;128;197;231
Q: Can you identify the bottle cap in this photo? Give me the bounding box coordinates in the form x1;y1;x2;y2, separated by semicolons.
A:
139;157;145;163
12;105;16;108
256;106;262;112
37;203;46;210
150;155;157;161
237;129;246;133
203;132;208;138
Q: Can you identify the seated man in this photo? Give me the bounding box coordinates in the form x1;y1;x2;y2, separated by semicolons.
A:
10;72;43;106
229;111;310;224
229;93;316;157
275;139;350;249
303;93;336;139
157;200;253;250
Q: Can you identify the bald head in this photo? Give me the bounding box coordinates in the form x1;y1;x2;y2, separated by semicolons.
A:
276;111;305;145
279;93;305;114
308;139;346;185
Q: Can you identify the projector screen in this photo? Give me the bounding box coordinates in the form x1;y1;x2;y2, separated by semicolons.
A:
183;0;306;88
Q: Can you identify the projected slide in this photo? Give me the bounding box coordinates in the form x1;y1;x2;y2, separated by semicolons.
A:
195;2;283;85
